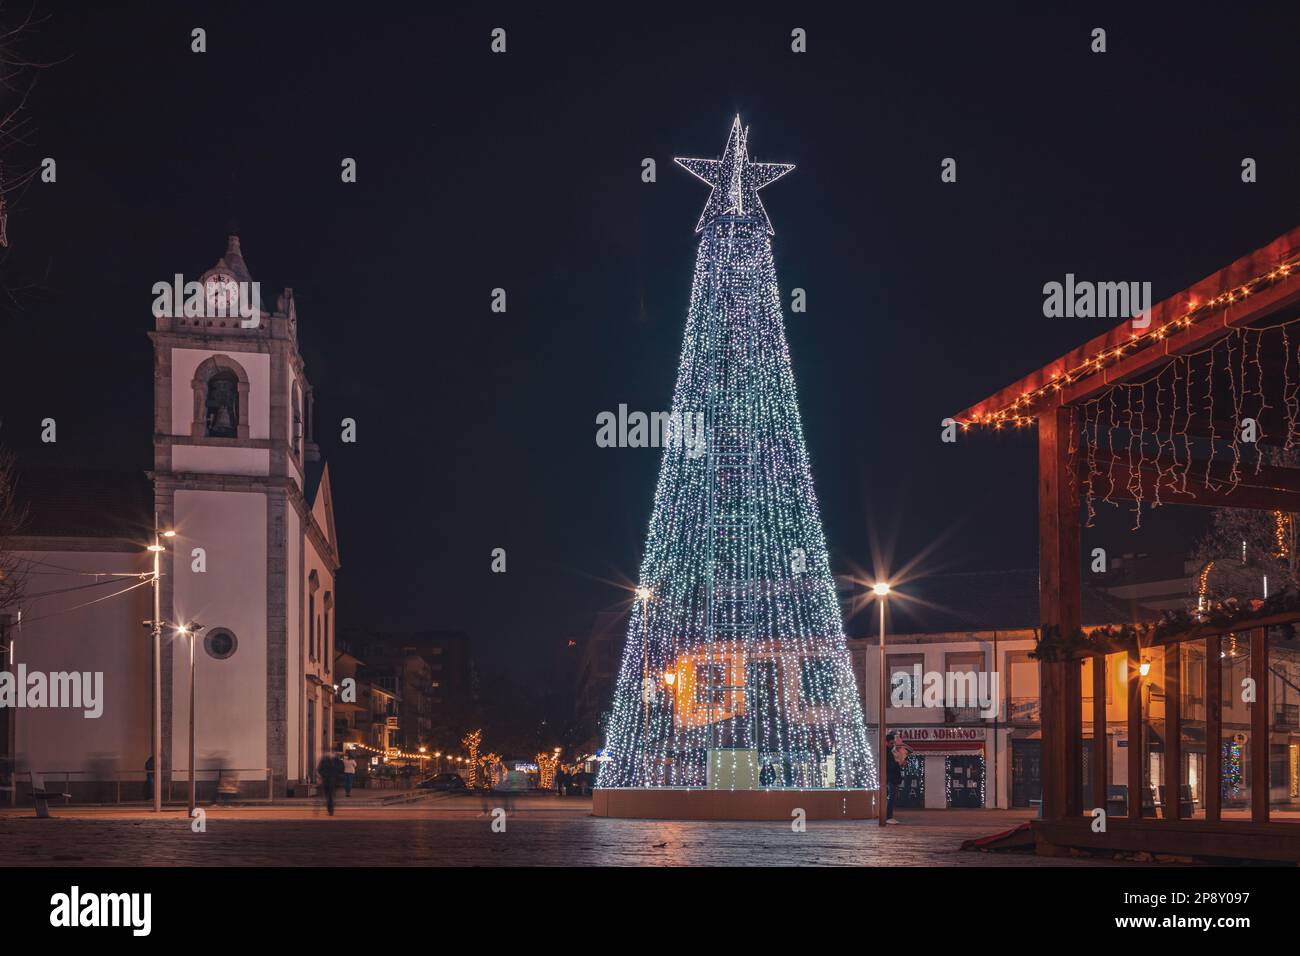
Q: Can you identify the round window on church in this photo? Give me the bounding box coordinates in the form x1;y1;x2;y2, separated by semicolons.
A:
204;628;238;661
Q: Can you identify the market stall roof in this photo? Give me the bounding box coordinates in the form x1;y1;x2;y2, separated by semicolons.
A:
953;225;1300;428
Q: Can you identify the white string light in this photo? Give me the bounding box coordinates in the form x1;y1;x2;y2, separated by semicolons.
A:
598;119;876;791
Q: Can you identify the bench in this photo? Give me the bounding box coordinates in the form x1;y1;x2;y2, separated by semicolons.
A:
30;771;71;819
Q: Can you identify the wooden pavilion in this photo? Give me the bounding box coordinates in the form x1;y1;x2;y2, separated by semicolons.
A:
955;225;1300;862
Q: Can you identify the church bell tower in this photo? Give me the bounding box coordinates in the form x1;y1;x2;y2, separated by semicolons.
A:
149;234;334;796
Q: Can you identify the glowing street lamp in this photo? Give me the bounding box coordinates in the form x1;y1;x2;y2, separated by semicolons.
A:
146;516;178;813
176;622;204;814
636;584;653;780
874;582;891;827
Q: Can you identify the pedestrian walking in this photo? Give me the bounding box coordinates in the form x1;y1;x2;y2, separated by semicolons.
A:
216;768;240;805
317;753;339;816
341;753;357;797
144;755;154;802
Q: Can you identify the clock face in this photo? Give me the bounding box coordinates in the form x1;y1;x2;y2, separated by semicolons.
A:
205;273;239;315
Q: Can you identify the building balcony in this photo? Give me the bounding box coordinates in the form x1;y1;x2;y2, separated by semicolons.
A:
1009;696;1041;723
944;705;986;724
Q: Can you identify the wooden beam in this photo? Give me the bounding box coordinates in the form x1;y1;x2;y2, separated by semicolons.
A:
1166;643;1181;821
1092;652;1107;816
1039;407;1083;819
1206;635;1222;822
1252;628;1269;824
1079;448;1300;513
1128;647;1143;818
956;226;1300;424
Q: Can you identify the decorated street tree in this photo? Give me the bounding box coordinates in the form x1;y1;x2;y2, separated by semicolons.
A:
598;118;876;791
1193;448;1300;604
461;729;482;788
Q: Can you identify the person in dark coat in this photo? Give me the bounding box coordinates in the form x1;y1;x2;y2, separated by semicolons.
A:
144;755;155;802
556;768;569;797
884;732;905;823
317;754;340;816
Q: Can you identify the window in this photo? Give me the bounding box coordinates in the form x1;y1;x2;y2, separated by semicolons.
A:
323;594;332;673
205;371;240;438
291;382;303;458
695;663;727;704
190;354;250;439
887;653;924;707
800;658;837;705
204;628;238;660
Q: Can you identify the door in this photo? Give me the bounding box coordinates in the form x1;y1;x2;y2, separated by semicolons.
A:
1012;739;1042;808
896;752;926;808
946;754;985;808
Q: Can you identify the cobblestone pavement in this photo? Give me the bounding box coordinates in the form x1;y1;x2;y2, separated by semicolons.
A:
0;795;1132;866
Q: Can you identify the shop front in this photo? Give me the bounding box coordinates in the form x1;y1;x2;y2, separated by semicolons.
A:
894;727;987;809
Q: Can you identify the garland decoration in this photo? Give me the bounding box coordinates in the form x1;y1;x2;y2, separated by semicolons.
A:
1032;588;1300;661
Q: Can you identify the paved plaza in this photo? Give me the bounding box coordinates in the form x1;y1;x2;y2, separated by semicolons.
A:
0;793;1134;866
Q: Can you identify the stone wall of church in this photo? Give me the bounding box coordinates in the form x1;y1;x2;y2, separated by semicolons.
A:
170;489;269;781
11;549;152;795
285;504;301;784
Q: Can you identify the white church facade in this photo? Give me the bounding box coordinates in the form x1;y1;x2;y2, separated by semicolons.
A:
2;236;339;799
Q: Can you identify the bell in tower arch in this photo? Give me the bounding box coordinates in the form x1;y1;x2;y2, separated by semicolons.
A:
205;371;240;438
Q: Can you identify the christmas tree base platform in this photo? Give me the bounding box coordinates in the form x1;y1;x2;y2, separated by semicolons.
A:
592;787;877;821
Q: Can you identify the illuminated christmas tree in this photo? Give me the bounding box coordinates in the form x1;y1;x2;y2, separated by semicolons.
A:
598;117;876;791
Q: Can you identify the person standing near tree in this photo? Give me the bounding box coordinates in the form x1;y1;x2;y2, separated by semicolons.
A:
884;732;905;824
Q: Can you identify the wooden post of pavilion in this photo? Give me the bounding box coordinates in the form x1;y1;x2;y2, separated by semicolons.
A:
1037;406;1082;820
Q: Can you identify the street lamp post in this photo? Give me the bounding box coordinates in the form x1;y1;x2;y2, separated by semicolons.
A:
177;623;204;814
874;581;891;827
635;586;652;782
147;516;175;813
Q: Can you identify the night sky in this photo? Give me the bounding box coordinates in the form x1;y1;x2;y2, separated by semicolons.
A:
3;3;1299;680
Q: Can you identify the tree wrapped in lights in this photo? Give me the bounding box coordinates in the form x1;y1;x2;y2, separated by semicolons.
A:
1192;449;1300;603
537;748;560;790
599;117;876;792
461;729;482;789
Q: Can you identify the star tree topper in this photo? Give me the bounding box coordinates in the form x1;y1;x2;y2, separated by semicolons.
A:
675;116;794;235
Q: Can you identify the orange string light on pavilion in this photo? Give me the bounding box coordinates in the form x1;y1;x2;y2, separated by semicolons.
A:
958;254;1300;429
